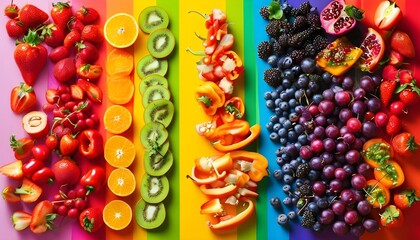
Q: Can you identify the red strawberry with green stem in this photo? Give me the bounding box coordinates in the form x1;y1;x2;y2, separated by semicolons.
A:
380;80;397;106
14;178;43;203
5;19;27;38
4;0;19;19
41;24;65;48
392;132;419;157
382;64;399;81
14;30;47;86
0;160;23;180
75;6;99;24
51;2;73;31
30;200;57;234
18;4;49;28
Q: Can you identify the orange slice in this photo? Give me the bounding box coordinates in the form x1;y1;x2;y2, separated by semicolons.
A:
104;13;139;48
103;105;132;134
106;48;134;77
103;199;132;230
104;135;136;168
107;168;136;197
107;76;134;105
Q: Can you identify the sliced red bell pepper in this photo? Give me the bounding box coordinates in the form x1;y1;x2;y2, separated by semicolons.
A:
78;129;103;160
216;51;244;81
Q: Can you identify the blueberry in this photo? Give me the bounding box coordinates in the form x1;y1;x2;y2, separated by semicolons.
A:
283;69;295;80
273;123;281;132
313;221;322;232
282;184;291;193
277;214;289;226
275;107;282;116
298;134;308;144
300;58;316;74
283;120;292;129
282;163;293;174
287;211;297;220
267;55;278;67
275;85;284;93
282;78;292;88
282;197;292;206
316;197;329;209
307;202;319;213
278;128;287;138
264;91;272;100
273;169;283;181
288;131;298;141
294;124;305;135
283;174;294;184
270;197;282;210
276;157;285;166
280;137;288;145
271;90;279;100
270;115;279;123
265;121;274;130
270;132;280;142
266;99;275;109
280;91;289;101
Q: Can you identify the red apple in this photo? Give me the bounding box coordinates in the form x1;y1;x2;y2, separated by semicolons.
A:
22;111;49;139
374;1;402;30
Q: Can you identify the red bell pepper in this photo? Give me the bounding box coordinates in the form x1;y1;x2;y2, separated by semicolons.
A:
216;51;244;81
78;129;103;160
80;166;106;195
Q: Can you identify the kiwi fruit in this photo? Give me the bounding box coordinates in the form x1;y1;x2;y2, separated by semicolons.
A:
144;99;174;127
142;85;171;107
147;28;175;59
144;150;173;176
138;6;169;34
140;122;168;150
135;199;166;230
139;74;168;95
140;174;169;204
136;54;168;79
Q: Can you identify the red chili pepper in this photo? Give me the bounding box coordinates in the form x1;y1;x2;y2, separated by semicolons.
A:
31;167;55;185
80;166;106;195
78;129;103;160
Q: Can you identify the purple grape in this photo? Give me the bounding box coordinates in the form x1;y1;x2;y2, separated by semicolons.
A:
351;174;367;190
318;100;335;115
359;75;375;93
363;218;379;233
344;209;359;225
334;90;352;106
371;75;382;86
322;165;336;180
342;132;355;144
340;189;356;205
325;125;340;138
300;145;313;160
334;168;348;181
357;163;372;177
342;76;354;89
350;224;365;237
314;115;327;126
351;100;367;115
313;126;325;138
310;139;324;153
319;209;335;225
362;121;378;138
329;179;343;193
345;149;361;164
310;156;324;170
353;87;366;100
366;97;382;113
320;152;334;164
332;200;346;215
335;142;348;154
332;221;350;236
350;138;364;151
312;181;326;196
323;138;336;153
322;89;335;100
339;108;353;123
357;200;372;216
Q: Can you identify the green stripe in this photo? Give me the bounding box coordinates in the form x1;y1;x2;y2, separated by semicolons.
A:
148;1;180;239
243;1;269;240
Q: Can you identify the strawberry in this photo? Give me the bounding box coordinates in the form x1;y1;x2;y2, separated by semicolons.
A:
386;115;402;136
392;132;419;157
14;30;47;86
398;69;414;85
2;186;21;203
70;84;84;100
0;160;23;180
41;24;65;48
382;64;398;81
63;29;81;50
68;18;85;32
81;25;103;44
51;2;73;31
389;50;404;67
30;200;57;234
5;19;27;38
75;6;99;24
53;57;76;83
380;80;397;106
399;89;420;107
49;46;69;63
4;1;19;19
14;178;42;203
12;211;32;231
76;41;99;63
18;4;49;28
390;30;415;58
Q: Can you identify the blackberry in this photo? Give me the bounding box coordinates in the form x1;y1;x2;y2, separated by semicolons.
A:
295;163;310;178
277;33;290;48
293;15;307;30
290;7;300;17
259;6;270;20
304;43;317;57
257;41;273;60
263;68;282;87
308;74;323;83
266;19;282;38
288;27;316;48
313;35;329;52
272;40;285;55
298;184;312;197
307;13;321;28
289;49;306;64
301;210;316;228
299;1;312;16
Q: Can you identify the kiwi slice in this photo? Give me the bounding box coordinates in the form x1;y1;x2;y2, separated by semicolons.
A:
144;150;173;176
147;28;175;59
138;6;169;34
140;122;168;150
136;54;168;79
140;174;169;204
142;85;171;107
144;99;174;127
139;74;168;95
135;199;166;230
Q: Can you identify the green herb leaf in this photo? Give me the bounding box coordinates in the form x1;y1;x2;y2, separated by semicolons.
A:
268;1;283;20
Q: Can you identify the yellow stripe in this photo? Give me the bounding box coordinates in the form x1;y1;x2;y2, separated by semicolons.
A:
178;1;237;239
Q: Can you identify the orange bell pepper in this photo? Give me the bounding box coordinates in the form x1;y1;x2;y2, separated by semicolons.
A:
195;81;225;116
365;179;391;208
206;197;254;231
373;160;405;189
219;97;245;123
362;138;393;168
215;51;244;81
230;150;269;182
194;153;233;177
188;166;226;185
213;124;261;152
199;184;238;199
